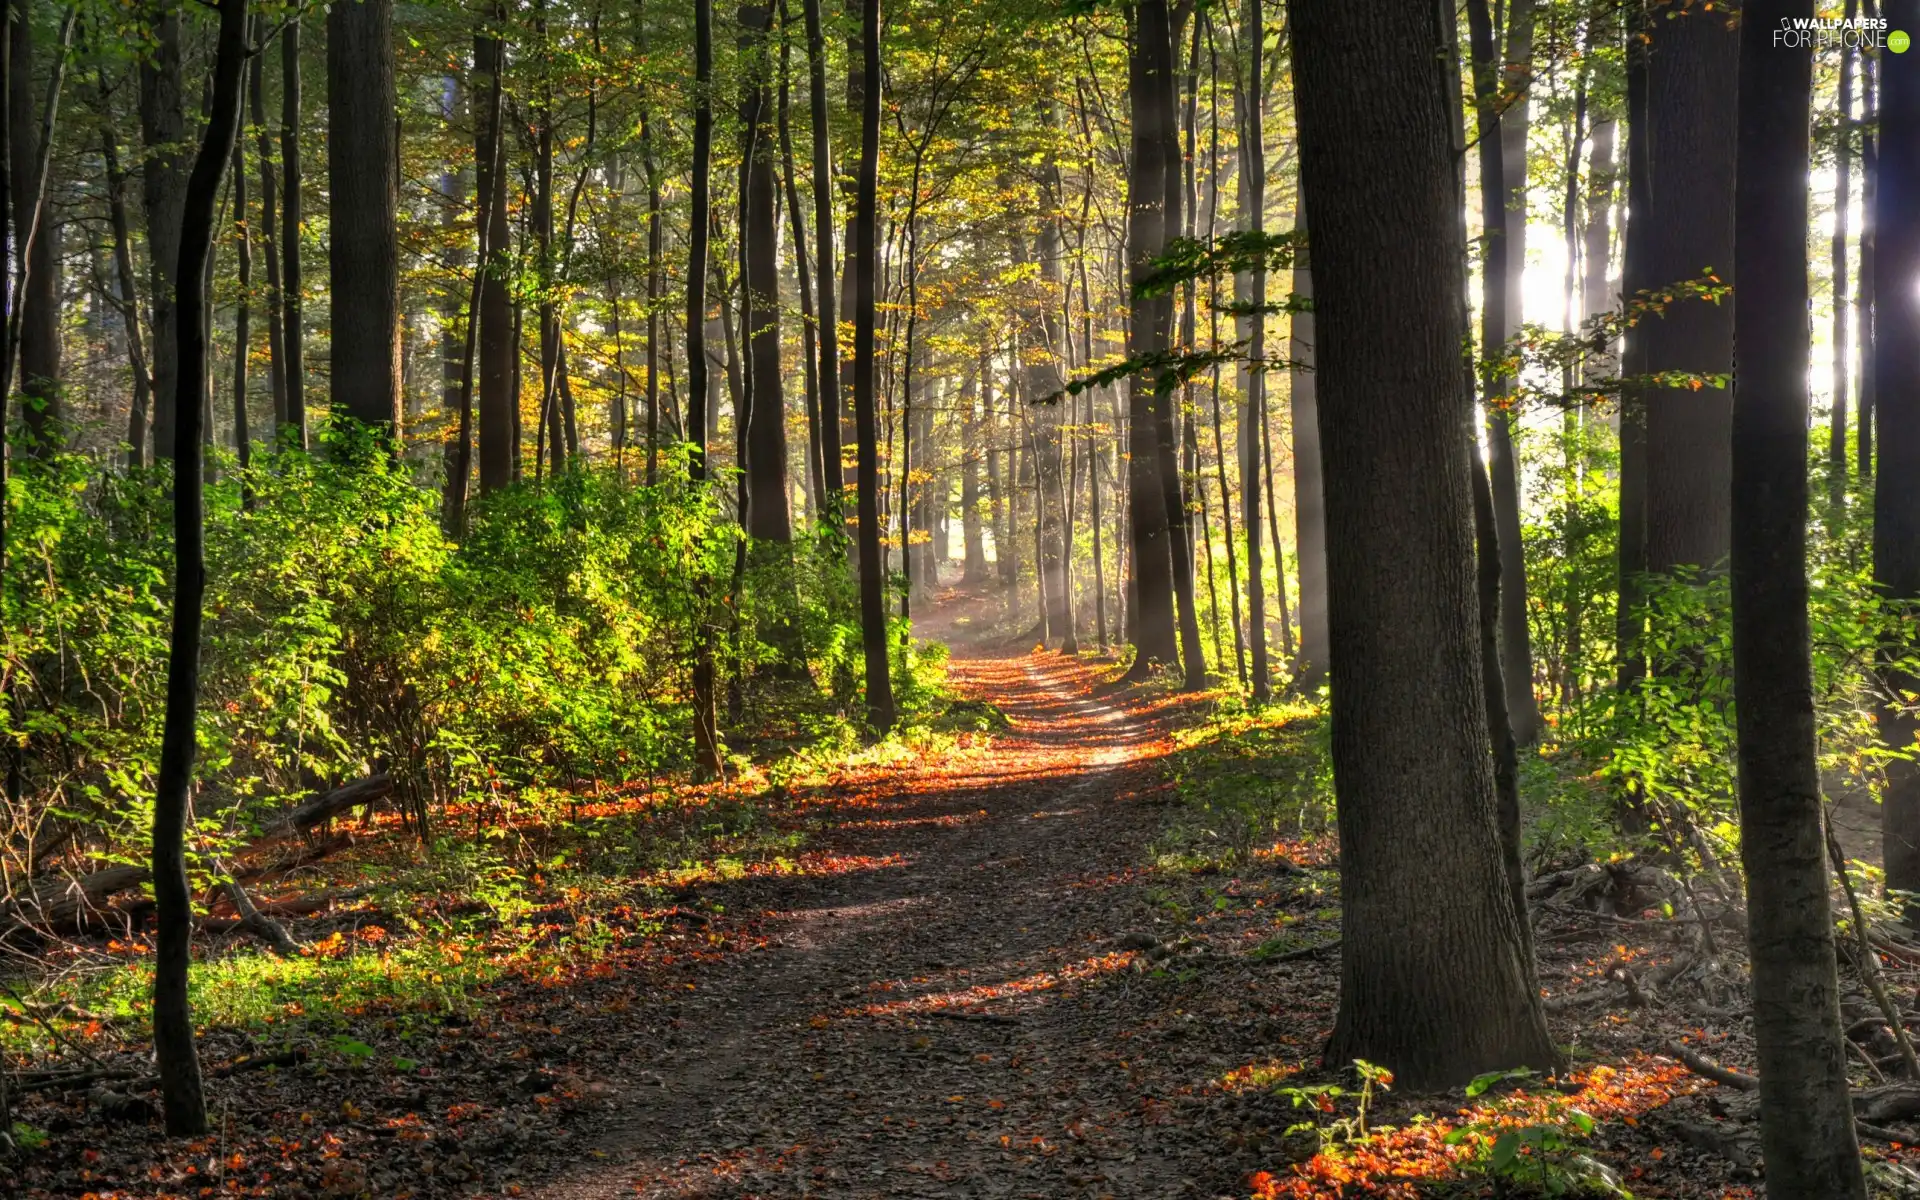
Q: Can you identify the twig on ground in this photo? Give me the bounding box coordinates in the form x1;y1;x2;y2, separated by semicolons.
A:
1851;1036;1891;1084
1666;1042;1759;1091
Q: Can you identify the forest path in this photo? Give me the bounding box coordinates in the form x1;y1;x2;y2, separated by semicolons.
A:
531;595;1261;1200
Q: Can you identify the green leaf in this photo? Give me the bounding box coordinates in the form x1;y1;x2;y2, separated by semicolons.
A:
1490;1131;1521;1170
329;1035;376;1061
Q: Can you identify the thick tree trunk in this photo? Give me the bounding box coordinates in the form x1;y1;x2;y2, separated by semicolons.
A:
1239;0;1270;700
1616;20;1651;689
1292;0;1555;1087
1731;7;1867;1191
326;0;400;442
1124;0;1181;675
154;0;249;1138
740;0;792;543
139;8;187;460
851;0;893;730
1878;0;1920;923
1642;8;1738;576
278;17;305;447
475;25;514;491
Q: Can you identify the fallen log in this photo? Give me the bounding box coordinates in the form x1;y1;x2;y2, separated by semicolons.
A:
0;864;148;935
1854;1083;1920;1124
222;875;302;956
265;774;393;837
1666;1042;1759;1091
1;777;387;940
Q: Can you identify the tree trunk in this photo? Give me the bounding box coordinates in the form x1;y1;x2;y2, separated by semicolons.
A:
278;16;305;447
961;373;988;582
11;10;63;456
1730;7;1867;1190
1860;1;1879;480
531;9;561;479
1292;0;1555;1087
140;7;187;460
438;75;470;498
251;42;285;433
1290;241;1327;692
475;22;514;491
154;0;249;1138
1642;7;1738;577
776;0;824;518
1239;0;1269;699
1467;0;1542;743
1579;113;1615;343
803;0;844;513
326;0;400;442
837;0;862;519
1831;0;1857;507
644;98;662;484
100;100;153;471
1877;0;1920;924
1616;18;1651;689
1124;0;1181;675
740;0;792;543
687;0;723;773
851;0;893;730
229;91;252;480
1156;13;1202;687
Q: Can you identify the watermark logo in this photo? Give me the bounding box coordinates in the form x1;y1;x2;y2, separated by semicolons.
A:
1772;14;1897;50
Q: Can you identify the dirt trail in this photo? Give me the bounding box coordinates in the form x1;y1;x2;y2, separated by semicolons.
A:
531;625;1266;1200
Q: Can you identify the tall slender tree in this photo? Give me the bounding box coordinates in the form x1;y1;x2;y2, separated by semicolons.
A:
803;0;844;514
852;0;894;730
279;15;305;446
688;0;724;773
1831;0;1858;507
251;37;286;431
1240;0;1269;701
475;19;514;490
153;0;249;1138
1468;0;1543;744
1730;4;1867;1192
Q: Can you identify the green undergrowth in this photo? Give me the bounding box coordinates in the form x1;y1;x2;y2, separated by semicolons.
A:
1154;693;1334;871
1;636;978;1060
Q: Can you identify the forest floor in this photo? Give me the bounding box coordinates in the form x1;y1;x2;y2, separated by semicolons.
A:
9;587;1920;1198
